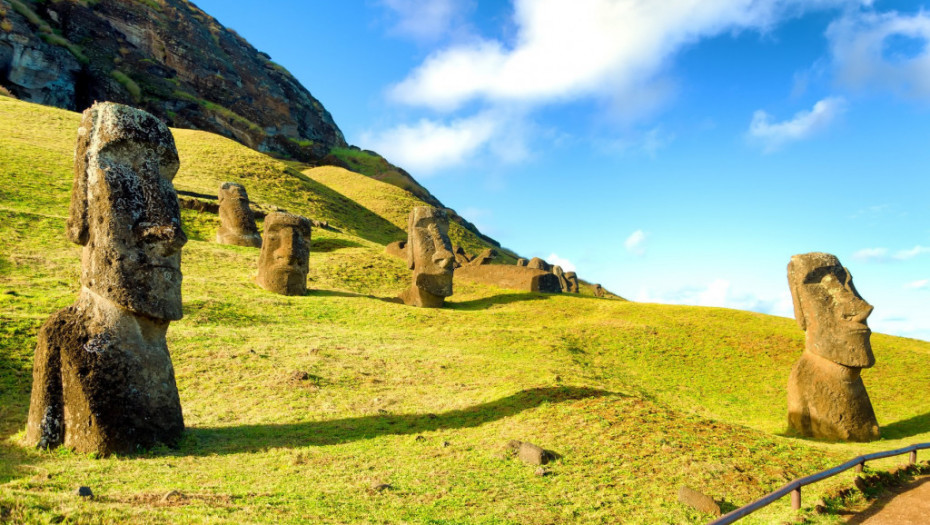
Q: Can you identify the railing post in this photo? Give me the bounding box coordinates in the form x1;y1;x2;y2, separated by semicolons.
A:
910;450;917;465
791;487;801;510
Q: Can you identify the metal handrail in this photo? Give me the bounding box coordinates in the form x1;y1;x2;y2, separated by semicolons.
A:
708;442;930;524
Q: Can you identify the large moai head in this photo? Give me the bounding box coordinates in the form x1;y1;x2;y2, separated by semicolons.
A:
257;212;312;295
527;257;551;272
564;272;579;293
788;252;874;368
68;102;187;321
217;182;261;248
406;206;455;299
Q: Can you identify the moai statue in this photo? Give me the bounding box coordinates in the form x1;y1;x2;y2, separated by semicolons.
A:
564;272;579;293
256;211;312;296
552;265;570;292
216;182;261;247
786;252;880;442
527;257;551;272
26;102;186;455
516;258;528;267
452;245;472;267
399;206;455;308
469;248;498;266
593;284;605;298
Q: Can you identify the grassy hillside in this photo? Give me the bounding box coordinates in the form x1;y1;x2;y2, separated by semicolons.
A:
2;96;930;524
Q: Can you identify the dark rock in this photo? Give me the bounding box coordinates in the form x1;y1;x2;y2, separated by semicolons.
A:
677;486;720;516
371;483;392;492
518;442;553;465
75;486;93;498
0;0;345;162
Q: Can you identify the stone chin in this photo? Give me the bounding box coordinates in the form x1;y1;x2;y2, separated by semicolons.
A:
88;259;184;321
416;272;453;298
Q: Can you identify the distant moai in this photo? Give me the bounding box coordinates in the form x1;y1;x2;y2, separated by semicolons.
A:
527;257;551;272
216;182;261;247
469;248;497;266
399;206;455;307
564;272;579;293
593;284;605;298
786;252;880;442
385;240;407;259
453;245;472;267
26;102;186;455
552;265;570;292
256;212;312;296
516;258;527;267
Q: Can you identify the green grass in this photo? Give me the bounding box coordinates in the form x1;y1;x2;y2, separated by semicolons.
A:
2;96;930;523
111;70;142;102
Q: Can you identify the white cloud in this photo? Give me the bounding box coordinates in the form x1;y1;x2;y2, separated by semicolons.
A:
390;0;860;112
853;247;888;261
360;113;498;174
602;126;675;157
827;10;930;100
905;279;929;290
546;253;577;273
636;282;794;317
624;229;647;255
894;245;930;260
747;96;846;152
379;0;472;42
852;245;930;262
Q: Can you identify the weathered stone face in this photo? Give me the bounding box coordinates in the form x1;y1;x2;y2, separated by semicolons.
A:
552;265;570;292
593;284;605;298
564;272;579;293
216;182;261;248
69;102;187;321
786;252;879;442
401;206;454;307
788;252;874;368
256;212;312;296
26;102;185;455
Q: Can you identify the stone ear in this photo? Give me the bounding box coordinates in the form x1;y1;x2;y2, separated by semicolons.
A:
787;260;807;331
67;116;94;246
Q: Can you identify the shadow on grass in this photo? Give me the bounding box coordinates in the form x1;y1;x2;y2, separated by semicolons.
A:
312;238;363;253
880;411;930;440
447;293;553;311
305;289;374;299
179;386;614;455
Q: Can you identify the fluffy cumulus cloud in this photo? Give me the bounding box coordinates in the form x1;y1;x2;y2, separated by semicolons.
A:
624;229;647;255
391;0;860;111
361;113;498;175
379;0;471;42
827;10;930;99
546;253;577;272
747;96;846;152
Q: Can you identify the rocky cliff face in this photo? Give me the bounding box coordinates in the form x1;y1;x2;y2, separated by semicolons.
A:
0;0;346;160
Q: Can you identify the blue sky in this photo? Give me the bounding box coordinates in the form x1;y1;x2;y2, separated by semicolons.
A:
193;0;929;341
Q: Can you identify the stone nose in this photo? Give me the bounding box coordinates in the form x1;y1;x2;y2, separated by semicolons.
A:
140;222;187;256
843;300;873;324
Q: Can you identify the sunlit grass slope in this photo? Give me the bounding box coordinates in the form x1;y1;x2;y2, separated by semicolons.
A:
2;96;930;524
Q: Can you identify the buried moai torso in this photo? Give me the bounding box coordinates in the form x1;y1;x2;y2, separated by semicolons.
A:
256;212;312;296
26;102;186;455
216;182;261;248
399;206;455;308
786;252;880;442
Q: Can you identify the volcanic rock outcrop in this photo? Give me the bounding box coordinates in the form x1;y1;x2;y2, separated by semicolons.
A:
786;252;880;442
26;102;186;455
256;211;312;296
216;182;261;248
399;206;455;308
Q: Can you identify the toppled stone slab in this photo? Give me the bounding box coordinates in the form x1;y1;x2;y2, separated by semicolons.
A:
455;265;562;293
677;486;720;516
